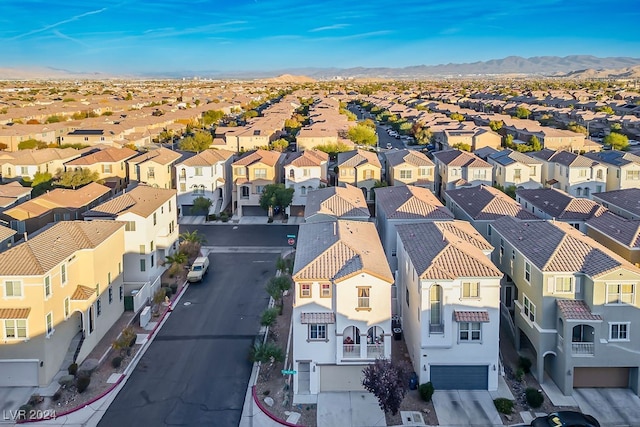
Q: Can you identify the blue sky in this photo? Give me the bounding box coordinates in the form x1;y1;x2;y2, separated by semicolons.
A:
2;0;640;74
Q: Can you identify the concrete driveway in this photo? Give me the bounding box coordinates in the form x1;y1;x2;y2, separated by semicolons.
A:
432;390;503;426
573;388;640;427
0;387;35;424
317;392;386;427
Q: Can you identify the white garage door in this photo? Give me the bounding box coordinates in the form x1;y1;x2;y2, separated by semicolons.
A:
320;365;366;392
0;360;39;386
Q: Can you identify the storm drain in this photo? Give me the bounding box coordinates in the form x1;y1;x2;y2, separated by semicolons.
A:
400;411;426;426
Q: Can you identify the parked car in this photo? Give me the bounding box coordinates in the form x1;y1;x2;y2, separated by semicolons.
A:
386;142;392;149
629;140;640;146
187;256;210;282
531;411;600;427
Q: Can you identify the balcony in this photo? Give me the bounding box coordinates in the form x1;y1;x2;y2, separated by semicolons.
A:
341;343;386;359
366;343;384;358
571;342;594;356
342;344;361;358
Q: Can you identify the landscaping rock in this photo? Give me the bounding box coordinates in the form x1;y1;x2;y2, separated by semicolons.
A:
78;359;99;377
58;375;75;387
264;396;274;407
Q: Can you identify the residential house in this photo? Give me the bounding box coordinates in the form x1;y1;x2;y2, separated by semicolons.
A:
443;128;501;151
175;149;235;216
0;181;32;212
432;150;492;198
336;149;382;202
83;185;179;287
529;149;607;199
384;149;435;191
64;147;138;192
0;221;126;386
592;188;640;220
516;188;607;233
374;185;453;273
0;182;112;235
127;147;182;190
231;149;284;217
304;184;370;223
583;150;640;192
0;224;16;252
292;220;394;403
284;150;329;217
396;221;503;390
488;149;543;190
0;148;82;182
491;217;640;396
586;211;640;267
444;185;537;241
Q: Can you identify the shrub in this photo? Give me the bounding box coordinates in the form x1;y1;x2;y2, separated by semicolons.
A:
170;283;178;295
76;375;91;393
111;356;123;368
68;362;78;376
525;387;544;408
418;382;434;402
207;214;218;221
260;307;279;327
28;393;42;405
249;342;284;363
52;391;62;402
515;368;524;382
493;397;514;414
267;217;274;223
518;356;532;374
162;286;172;297
129;335;137;347
18;404;33;420
220;212;229;222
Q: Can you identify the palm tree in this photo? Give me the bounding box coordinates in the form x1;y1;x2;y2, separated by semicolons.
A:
164;251;188;278
179;230;206;245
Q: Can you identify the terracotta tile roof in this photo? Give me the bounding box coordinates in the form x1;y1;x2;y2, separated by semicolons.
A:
375;185;454;220
454;311;490;323
433;149;492;168
593;188;640;218
1;148;81;166
586;211;640;248
286;150;328;167
396;221;501;280
0;307;31;319
293;220;393;283
0;181;32;198
71;285;97;300
0;224;17;242
232;149;282;167
65;147;138;166
305;184;370;220
179;149;234;167
385;149;434;168
300;312;336;324
128;147;182;166
84;185;176;219
337;149;382;169
517;188;606;220
556;299;602;321
0;221;125;276
492;217;639;277
445;185;536;221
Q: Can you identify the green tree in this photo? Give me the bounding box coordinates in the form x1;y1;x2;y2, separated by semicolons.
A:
347;124;377;146
503;134;514;148
270;138;289;152
314;141;352;157
452;142;472;151
567;122;587;135
242;110;259;121
30;171;53;196
55;169;99;189
259;184;294;218
202;110;225;127
192;196;212;216
603;132;629;150
610;123;622;133
179;131;212;152
489;120;503;132
45;115;63;124
18;139;47;150
361;118;376;129
449;113;465;122
596;106;615;115
164;251;188;278
265;275;292;314
529;135;542;151
515;106;531;119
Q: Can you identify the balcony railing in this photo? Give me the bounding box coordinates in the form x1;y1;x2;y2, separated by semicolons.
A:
429;323;444;334
571;342;594;356
367;344;384;358
342;344;361;358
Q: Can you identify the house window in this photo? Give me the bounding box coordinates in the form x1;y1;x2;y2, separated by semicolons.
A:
530;166;536;175
46;312;53;336
309;324;326;340
147;167;155;179
235;167;245;176
289;169;295;179
609;323;629;341
513;169;522;181
524;262;531;283
139;244;146;255
406;288;410;307
254;168;267;179
301;186;307;195
44;276;51;298
418;167;428;177
140;259;146;272
125;221;136;231
627;171;640;180
108;287;113;304
459;322;481;342
119;285;124;301
321;283;331;298
606;283;635;304
462;282;480;298
300;283;311;298
103;164;112;173
153;212;157;225
180;183;186;192
597;169;604;180
169;201;172;212
487;225;492;236
96;299;101;316
4;281;22;297
4;319;27;339
555;277;573;293
578;169;587;177
61;264;67;284
64;297;70;319
255;185;264;194
400;170;412;179
523;295;536;322
363;169;373;179
151;254;155;267
303;168;310;177
241;186;250;198
20;166;29;175
108;272;112;284
194;167;203;176
357;287;370;310
499;239;504;258
430;285;443;333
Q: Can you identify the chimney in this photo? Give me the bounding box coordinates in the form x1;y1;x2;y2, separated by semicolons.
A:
333;222;336;236
23;232;27;242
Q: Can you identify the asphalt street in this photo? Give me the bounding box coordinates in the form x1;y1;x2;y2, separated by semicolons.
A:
99;250;279;427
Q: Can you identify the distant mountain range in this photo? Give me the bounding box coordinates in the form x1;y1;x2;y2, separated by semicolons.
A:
3;56;640;80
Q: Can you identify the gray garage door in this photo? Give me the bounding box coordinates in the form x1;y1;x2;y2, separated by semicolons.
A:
0;360;39;386
430;365;488;390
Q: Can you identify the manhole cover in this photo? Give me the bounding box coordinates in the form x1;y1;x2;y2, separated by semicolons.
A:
183;302;192;306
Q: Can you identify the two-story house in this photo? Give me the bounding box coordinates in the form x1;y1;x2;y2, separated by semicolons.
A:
283;150;329;217
432;149;493;198
586;210;640;267
488;149;543;190
304;184;370;223
336;149;382;202
374;185;453;273
384;149;435;191
583;150;640;192
395;221;503;390
592;188;640;220
491;217;640;396
127;147;182;190
0;148;82;181
530;149;607;199
292;220;394;403
0;221;126;386
175;149;235;216
231;149;284;217
64;146;138;192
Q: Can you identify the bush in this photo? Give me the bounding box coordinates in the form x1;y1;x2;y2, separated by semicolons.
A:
515;368;524;382
77;375;91;393
52;391;62;402
518;356;532;374
170;283;178;295
111;356;123;368
267;217;274;223
220;213;229;222
249;342;284;364
28;393;42;405
129;335;137;347
68;362;78;376
418;382;434;402
260;307;279;327
162;286;172;297
18;404;33;420
207;214;218;221
493;397;514;414
525;387;544;408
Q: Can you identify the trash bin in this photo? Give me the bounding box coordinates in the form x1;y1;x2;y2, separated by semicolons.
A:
409;372;418;390
393;327;402;341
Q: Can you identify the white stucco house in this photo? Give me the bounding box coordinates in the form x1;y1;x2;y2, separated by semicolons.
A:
396;221;503;390
292;220;394;403
283;149;329;216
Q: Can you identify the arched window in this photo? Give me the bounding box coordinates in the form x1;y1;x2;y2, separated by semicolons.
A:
584;187;590;197
289;169;295;179
576;187;582;196
301;186;307;195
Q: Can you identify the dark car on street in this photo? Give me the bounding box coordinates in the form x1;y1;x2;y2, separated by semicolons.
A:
531;411;600;427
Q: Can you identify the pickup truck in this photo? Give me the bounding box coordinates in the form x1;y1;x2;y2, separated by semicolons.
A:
187;256;209;282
